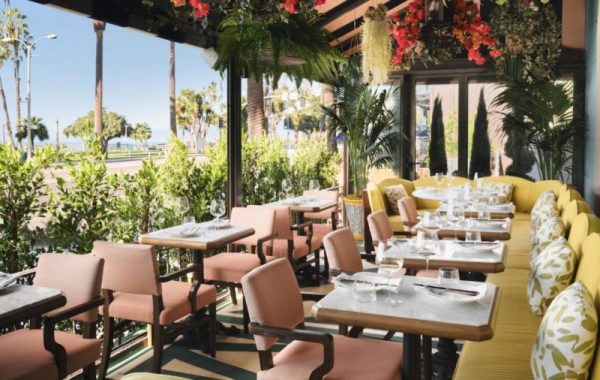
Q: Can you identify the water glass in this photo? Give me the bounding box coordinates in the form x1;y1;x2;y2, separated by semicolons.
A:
438;267;460;285
465;229;482;243
308;179;320;191
353;280;377;303
422;211;431;225
477;206;491;221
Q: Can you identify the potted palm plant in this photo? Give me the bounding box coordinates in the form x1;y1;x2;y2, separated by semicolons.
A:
324;69;401;238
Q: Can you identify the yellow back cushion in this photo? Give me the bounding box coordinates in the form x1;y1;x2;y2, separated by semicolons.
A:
528;180;563;212
481;176;533;212
562;200;592;234
568;213;600;262
366;183;387;213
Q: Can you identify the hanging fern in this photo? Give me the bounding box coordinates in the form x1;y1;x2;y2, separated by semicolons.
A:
213;11;345;82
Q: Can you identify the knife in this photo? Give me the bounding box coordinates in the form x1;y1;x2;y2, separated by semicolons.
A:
414;283;480;296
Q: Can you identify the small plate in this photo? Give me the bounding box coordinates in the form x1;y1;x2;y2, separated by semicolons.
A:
454;241;499;253
170;227;200;238
416;283;486;303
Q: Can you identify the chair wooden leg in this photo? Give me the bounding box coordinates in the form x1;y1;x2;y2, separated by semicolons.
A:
152;323;163;374
339;324;348;336
82;362;96;380
314;249;321;285
99;316;114;380
229;285;238;305
242;297;250;334
323;249;329;281
209;303;217;358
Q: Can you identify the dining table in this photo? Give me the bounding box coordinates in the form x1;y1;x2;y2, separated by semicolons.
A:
312;275;501;380
386;239;508;274
0;284;66;330
139;220;255;334
436;202;516;219
413;217;512;241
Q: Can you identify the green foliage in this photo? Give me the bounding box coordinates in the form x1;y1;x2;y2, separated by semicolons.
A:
46;139;120;252
214;10;345;83
0;146;56;272
159;135;194;198
428;97;448;175
469;90;492;178
293;136;340;191
493;60;579;181
491;1;561;82
64;109;131;149
176;84;221;152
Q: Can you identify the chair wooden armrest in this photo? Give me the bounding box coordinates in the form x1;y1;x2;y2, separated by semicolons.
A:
257;232;279;264
392;230;414;237
301;292;325;302
292;221;313;248
43;296;105;378
249;322;334;380
159;264;200;282
14;268;37;283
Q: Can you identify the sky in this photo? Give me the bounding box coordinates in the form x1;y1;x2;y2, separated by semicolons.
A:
0;0;229;148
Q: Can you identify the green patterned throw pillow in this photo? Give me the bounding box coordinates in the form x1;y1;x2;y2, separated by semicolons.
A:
531;192;559;237
528;237;576;316
482;182;514;203
531;281;598;380
531;216;565;265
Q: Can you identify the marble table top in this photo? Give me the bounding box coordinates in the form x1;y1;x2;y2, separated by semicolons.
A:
312;275;500;341
0;284;65;329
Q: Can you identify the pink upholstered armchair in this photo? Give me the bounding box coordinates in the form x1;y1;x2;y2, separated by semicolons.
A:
397;196;419;229
203;206;278;333
241;258;402;380
0;253;105;380
93;241;217;376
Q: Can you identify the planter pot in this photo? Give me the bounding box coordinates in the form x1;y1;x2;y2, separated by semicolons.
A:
343;196;364;240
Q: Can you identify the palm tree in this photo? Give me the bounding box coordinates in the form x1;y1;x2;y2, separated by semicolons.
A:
0;35;15;147
15;116;48;151
93;20;106;147
131;122;152;150
169;41;177;136
176;84;219;152
2;8;30;147
247;75;265;138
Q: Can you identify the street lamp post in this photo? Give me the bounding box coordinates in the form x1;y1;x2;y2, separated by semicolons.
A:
1;34;57;158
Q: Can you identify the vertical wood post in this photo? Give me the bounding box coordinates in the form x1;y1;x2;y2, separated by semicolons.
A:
227;59;243;212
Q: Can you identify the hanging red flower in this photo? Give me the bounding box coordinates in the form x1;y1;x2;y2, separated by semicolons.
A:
452;0;500;64
193;3;210;19
283;0;300;14
315;0;327;5
391;0;425;66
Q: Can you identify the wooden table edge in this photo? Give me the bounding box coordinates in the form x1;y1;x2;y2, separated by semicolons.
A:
0;291;66;330
311;286;501;342
139;228;255;250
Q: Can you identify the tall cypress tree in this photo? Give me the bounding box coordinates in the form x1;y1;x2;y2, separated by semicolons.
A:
469;90;492;178
428;96;448;175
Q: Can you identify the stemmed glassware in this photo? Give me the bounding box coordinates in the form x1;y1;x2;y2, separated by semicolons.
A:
169;196;190;224
210;198;226;226
416;229;439;271
281;179;293;199
375;243;404;306
309;179;320;191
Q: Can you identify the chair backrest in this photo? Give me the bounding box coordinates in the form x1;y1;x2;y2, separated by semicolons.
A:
398;196;418;226
241;258;305;351
567;213;600;262
322;227;363;273
303;189;339;220
264;206;293;240
231;207;276;247
367;210;393;246
34;253;104;323
92;241;161;296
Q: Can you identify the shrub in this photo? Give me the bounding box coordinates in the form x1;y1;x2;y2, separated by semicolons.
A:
0;146;56;272
292;135;340;192
46;139;120;253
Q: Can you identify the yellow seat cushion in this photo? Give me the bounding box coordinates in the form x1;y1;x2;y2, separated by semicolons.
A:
388;215;404;232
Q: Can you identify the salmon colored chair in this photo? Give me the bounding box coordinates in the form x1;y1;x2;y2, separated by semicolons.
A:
397;196;419;229
322;227;364;276
203;206;278;332
259;205;319;284
94;242;217;375
0;253;105;380
241;258;403;380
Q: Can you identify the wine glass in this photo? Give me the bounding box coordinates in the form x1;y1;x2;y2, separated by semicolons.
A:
375;245;404;306
169;196;190;224
422;229;439;271
281;179;293;198
210;198;226;225
308;179;321;191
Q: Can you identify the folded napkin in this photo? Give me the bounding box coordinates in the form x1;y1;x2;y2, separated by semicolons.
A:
335;272;402;287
